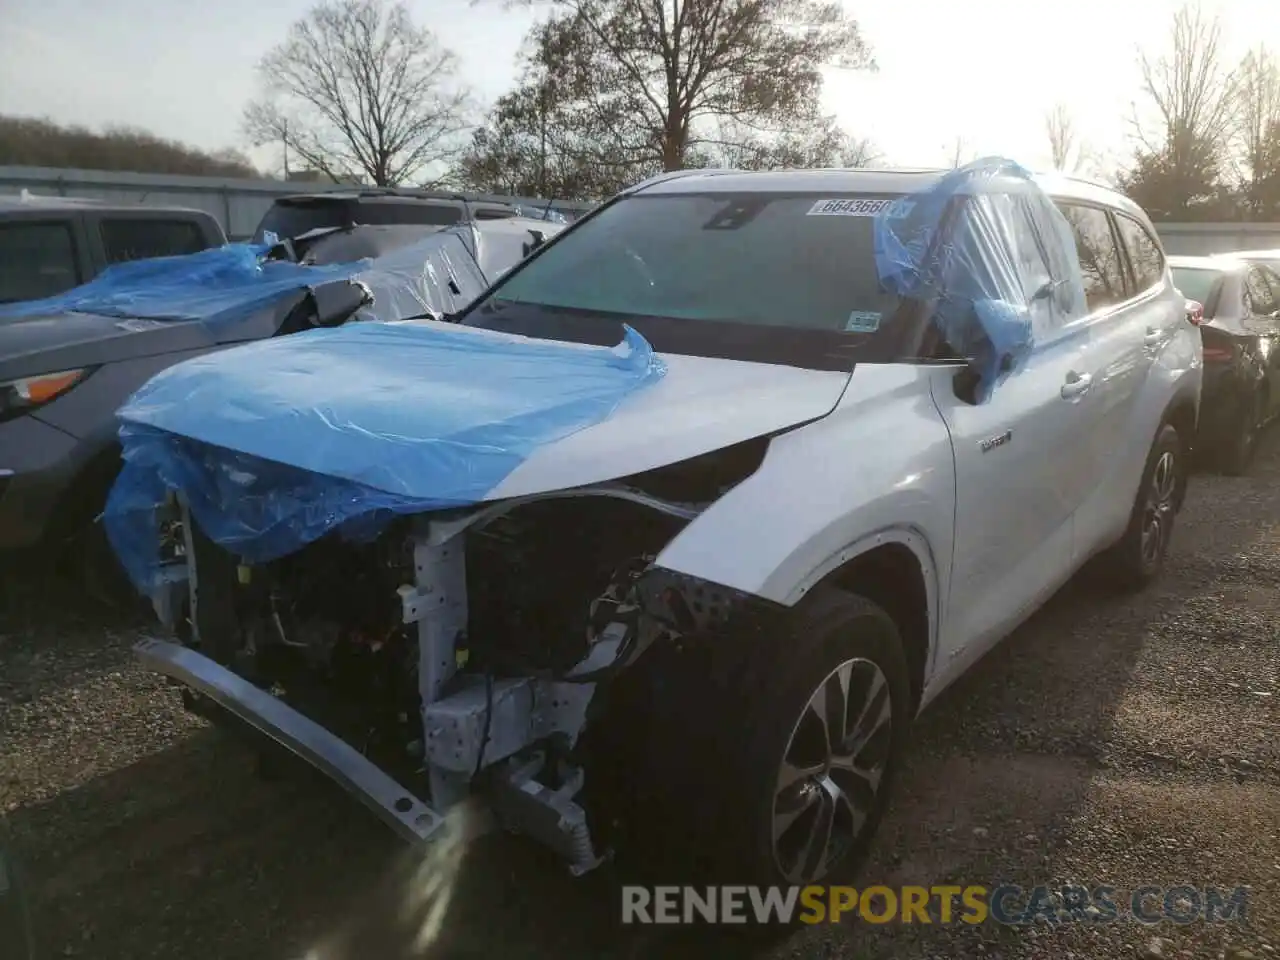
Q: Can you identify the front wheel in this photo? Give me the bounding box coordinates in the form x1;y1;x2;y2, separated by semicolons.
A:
1099;422;1184;591
716;588;913;889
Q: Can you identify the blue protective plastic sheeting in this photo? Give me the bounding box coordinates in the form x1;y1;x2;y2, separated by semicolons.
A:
104;322;666;591
0;243;364;335
873;157;1088;401
351;229;490;322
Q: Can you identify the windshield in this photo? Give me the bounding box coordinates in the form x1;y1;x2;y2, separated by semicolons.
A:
1170;266;1223;308
465;192;920;370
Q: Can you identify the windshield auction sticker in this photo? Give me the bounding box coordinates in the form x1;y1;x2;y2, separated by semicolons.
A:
806;197;913;217
845;311;882;333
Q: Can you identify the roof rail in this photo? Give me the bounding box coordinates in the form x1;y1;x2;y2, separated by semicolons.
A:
1059;171;1117;191
623;168;742;196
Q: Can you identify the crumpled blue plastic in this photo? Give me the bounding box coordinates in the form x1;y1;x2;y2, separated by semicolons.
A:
104;321;666;591
351;228;490;321
0;243;365;336
873;157;1088;401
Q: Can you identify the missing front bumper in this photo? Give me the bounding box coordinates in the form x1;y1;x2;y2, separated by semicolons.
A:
135;637;447;846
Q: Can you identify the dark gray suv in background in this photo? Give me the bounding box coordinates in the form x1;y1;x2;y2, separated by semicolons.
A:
0;193;225;305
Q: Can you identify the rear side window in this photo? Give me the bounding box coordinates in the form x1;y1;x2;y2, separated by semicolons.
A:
100;218;208;264
1113;214;1165;293
1260;266;1280;308
1056;203;1126;312
1245;266;1278;315
361;203;463;227
0;221;80;304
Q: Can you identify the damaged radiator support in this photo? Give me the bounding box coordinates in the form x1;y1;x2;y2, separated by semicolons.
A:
138;506;609;874
397;517;606;874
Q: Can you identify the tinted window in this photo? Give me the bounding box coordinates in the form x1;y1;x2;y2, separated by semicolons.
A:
1114;214;1165;292
486;193;901;334
254;199;462;242
0;221;79;304
1057;204;1126;311
1260;266;1280;308
1245;266;1277;315
361;203;462;227
100;218;207;264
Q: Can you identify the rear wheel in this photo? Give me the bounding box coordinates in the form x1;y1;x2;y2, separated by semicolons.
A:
1220;390;1264;476
1099;422;1183;591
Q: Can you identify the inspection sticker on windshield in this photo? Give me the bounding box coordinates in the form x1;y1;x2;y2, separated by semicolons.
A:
845;311;882;333
807;197;913;218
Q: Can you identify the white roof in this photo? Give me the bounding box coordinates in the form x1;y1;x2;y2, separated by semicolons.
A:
629;166;1148;221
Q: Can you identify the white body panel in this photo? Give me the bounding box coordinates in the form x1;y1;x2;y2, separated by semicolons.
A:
485;354;849;500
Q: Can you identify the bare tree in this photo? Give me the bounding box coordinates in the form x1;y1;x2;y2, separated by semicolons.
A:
1121;3;1237;217
244;0;474;186
466;0;874;187
0;115;260;178
946;135;974;168
1232;46;1280;216
1043;104;1076;171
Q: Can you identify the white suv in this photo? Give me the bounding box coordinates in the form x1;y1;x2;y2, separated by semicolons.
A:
125;160;1200;890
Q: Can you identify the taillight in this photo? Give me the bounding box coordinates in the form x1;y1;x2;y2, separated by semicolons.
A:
1202;345;1233;362
1200;326;1235;364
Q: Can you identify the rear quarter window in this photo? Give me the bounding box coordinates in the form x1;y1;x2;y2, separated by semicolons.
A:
0;221;80;303
1113;214;1165;293
100;218;210;264
1055;203;1127;312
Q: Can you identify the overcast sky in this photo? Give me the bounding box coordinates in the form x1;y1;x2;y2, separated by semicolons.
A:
1;0;1276;175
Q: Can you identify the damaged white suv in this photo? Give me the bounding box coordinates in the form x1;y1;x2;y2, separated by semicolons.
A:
113;159;1199;889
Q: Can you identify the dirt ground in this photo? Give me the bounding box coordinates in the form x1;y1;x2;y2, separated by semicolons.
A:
2;437;1277;960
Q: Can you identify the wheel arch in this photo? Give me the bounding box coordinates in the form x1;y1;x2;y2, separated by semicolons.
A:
784;528;937;711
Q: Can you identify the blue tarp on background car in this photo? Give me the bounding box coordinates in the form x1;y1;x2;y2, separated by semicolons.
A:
104;322;667;591
873;157;1088;401
0;230;495;333
0;243;364;335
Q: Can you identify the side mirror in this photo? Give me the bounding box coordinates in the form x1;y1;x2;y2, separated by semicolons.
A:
1031;280;1056;303
522;229;547;257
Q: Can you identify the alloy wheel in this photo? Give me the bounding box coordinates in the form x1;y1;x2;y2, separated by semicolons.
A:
1140;450;1178;567
771;657;893;884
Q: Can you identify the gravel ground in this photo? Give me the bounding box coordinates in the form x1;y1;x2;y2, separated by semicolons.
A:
2;436;1278;960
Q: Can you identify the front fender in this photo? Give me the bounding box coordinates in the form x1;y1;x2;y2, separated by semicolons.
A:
653;363;956;618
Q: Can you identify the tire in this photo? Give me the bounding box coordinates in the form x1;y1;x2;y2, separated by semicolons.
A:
1219;390;1263;476
688;587;914;894
1099;422;1184;591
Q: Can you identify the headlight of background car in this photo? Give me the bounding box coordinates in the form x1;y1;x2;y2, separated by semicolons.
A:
0;369;88;420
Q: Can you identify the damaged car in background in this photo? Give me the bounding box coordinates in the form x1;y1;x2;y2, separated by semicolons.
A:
112;159;1200;890
0;217;562;584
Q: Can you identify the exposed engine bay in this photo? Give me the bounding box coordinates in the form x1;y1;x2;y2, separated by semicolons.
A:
143;437;770;874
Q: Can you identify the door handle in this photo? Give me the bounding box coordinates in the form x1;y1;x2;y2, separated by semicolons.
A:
1144;327;1163;347
1061;371;1092;398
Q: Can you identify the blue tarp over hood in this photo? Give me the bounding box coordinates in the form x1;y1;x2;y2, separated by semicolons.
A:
105;321;667;591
